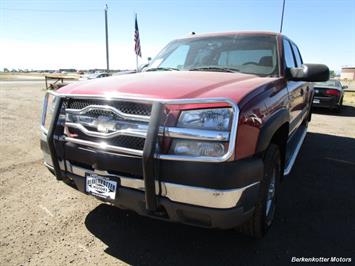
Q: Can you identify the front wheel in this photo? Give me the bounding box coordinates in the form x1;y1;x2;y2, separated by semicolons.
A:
238;144;281;238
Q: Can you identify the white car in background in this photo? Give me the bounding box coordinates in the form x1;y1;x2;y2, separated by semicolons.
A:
80;73;111;80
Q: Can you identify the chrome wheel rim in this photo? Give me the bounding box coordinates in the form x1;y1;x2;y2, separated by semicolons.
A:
266;169;276;217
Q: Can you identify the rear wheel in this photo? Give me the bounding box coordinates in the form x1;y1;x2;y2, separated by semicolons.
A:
335;98;343;113
238;144;281;238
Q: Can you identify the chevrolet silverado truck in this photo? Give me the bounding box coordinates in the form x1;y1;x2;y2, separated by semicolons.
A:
40;32;329;237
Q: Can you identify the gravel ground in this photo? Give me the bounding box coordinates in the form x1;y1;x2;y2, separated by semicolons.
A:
0;81;354;265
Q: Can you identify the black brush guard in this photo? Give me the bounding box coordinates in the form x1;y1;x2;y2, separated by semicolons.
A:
47;99;163;212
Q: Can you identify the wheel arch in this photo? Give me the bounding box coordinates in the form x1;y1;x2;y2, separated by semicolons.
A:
255;109;290;177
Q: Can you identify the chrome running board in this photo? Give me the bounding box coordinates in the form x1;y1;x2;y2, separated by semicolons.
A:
284;126;307;176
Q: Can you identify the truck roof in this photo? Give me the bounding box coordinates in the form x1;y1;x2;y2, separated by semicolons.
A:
177;31;282;41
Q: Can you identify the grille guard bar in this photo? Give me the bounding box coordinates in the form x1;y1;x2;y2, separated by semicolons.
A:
46;96;64;180
42;91;240;211
142;102;163;211
42;91;240;163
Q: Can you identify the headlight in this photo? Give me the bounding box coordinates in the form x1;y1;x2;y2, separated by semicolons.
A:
170;140;226;157
177;108;232;130
41;92;57;133
170;108;232;157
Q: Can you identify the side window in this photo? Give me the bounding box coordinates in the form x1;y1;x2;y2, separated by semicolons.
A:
291;43;303;67
218;50;273;66
159;45;189;69
283;39;295;68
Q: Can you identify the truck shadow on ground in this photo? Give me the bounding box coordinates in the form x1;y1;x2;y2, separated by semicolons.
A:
85;132;355;265
312;104;355;117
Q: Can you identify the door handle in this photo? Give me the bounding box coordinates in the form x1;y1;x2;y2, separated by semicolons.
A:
300;88;304;96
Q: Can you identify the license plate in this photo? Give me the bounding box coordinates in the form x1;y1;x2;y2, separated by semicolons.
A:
313;99;320;104
86;173;117;200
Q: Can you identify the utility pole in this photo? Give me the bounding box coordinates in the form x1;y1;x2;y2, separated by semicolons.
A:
280;0;286;33
105;4;110;72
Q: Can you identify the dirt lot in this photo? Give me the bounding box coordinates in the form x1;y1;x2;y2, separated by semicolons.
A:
0;81;354;265
344;91;355;106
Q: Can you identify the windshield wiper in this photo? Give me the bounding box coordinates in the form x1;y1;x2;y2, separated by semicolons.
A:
146;67;180;72
188;66;240;73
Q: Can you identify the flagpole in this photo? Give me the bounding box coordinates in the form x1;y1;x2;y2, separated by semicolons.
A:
134;12;141;72
136;54;139;72
105;4;110;73
135;12;138;72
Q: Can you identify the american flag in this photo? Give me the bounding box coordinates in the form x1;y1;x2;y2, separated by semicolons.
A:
134;14;142;58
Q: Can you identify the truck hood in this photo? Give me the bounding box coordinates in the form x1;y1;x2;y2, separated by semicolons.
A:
58;71;278;103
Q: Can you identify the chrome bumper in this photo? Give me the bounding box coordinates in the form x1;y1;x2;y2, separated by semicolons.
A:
65;162;258;209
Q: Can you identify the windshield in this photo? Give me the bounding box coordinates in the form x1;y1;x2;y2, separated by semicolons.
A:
314;80;340;88
147;35;279;76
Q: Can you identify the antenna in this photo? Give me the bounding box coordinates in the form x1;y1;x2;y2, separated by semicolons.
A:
280;0;286;33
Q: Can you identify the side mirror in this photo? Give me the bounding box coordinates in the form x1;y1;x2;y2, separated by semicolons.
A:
342;85;348;90
289;64;329;82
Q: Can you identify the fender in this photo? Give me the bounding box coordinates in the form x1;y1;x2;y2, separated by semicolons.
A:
255;108;289;154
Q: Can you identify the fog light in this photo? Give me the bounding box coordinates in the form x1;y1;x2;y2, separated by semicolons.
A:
171;140;226;157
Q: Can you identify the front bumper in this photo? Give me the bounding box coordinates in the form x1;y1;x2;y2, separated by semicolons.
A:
41;132;262;229
68;170;258;229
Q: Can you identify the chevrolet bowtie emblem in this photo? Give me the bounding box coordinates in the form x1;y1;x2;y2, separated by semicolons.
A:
96;116;117;133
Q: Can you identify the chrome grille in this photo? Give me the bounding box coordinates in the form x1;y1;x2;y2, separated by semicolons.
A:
64;99;151;155
68;128;145;150
85;110;121;120
45;94;239;162
67;99;152;116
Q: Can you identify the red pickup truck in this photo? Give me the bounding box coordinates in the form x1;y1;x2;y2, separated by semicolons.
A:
41;31;329;238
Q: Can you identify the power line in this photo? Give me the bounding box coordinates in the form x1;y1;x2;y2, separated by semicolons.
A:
0;7;100;13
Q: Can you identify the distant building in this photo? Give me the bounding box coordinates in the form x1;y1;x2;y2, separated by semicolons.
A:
59;69;77;73
340;67;355;80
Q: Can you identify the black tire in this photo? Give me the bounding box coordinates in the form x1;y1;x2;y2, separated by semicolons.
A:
238;144;281;238
335;98;343;113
